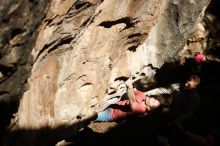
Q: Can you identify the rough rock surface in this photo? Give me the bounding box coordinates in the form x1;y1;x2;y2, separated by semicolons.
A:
18;0;209;127
1;0;213;145
18;0;210;134
0;0;49;102
0;0;49;143
180;0;220;62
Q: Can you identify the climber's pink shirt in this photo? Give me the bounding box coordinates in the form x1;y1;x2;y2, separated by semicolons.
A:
110;89;147;121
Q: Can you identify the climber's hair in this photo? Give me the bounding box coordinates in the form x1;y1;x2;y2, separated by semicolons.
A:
188;75;200;85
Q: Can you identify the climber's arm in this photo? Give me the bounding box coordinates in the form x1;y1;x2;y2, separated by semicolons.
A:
126;79;136;110
144;83;180;96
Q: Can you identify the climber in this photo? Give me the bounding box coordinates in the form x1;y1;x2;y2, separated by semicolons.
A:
96;64;157;111
157;75;202;146
95;79;160;122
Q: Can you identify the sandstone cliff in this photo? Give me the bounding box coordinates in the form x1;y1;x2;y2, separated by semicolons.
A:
0;0;214;145
18;0;210;127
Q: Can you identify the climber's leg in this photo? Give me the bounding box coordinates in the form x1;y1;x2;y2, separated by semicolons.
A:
95;108;111;122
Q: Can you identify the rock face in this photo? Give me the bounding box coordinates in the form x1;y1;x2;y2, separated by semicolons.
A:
18;0;210;131
2;0;212;145
180;0;220;62
0;0;49;102
0;0;49;143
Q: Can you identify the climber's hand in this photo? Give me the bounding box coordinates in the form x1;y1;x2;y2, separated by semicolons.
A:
125;78;133;89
